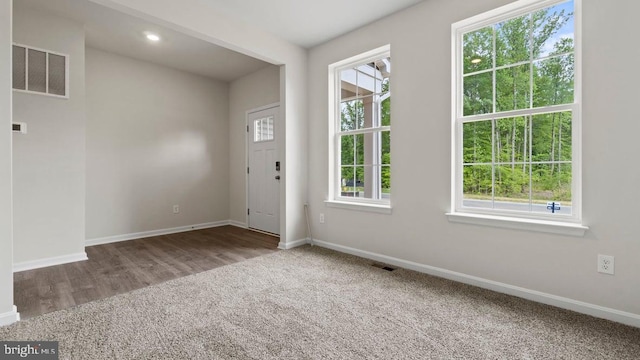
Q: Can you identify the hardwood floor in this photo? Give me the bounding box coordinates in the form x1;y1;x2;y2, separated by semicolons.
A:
13;226;280;319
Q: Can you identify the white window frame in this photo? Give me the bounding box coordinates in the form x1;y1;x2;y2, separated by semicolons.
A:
448;0;587;236
12;43;69;99
326;45;392;214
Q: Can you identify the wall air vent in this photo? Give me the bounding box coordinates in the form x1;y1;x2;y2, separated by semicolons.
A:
12;44;68;98
371;263;397;272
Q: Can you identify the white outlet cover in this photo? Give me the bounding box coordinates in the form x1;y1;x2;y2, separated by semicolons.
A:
597;254;615;275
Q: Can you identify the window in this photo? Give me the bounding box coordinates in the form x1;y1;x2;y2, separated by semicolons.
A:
12;44;68;98
254;116;274;142
328;45;391;210
451;0;582;227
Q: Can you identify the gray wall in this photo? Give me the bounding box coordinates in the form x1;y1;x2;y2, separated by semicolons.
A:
307;0;640;316
85;48;230;240
12;4;86;264
228;65;280;226
100;0;309;246
0;0;15;324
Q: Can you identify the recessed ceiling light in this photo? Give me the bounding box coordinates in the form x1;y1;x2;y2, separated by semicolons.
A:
471;58;482;64
146;33;160;42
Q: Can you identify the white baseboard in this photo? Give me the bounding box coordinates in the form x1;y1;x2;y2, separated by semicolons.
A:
228;220;247;228
0;306;20;327
278;238;309;250
86;221;230;247
311;239;640;329
13;251;88;273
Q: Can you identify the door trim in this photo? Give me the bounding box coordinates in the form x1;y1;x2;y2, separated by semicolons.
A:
245;102;281;233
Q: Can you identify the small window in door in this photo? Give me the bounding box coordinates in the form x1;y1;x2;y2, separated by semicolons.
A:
254;116;274;142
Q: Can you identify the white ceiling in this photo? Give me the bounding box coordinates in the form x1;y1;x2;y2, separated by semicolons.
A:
17;0;272;82
199;0;425;48
16;0;425;81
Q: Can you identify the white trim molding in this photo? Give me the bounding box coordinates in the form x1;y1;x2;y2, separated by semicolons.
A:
278;238;309;250
325;200;392;214
0;306;20;327
228;220;247;229
446;212;588;237
311;239;640;329
13;252;87;273
86;221;229;247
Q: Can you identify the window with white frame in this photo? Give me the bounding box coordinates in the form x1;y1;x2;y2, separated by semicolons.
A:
254;116;274;142
12;44;68;98
329;46;391;206
451;0;581;223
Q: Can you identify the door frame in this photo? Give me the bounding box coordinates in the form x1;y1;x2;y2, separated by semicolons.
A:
245;102;281;234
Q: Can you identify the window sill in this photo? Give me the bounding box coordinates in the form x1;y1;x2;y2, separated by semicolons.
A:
325;200;392;214
445;212;588;237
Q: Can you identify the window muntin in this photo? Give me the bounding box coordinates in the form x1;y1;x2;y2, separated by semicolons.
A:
12;44;68;98
330;47;391;205
453;0;580;222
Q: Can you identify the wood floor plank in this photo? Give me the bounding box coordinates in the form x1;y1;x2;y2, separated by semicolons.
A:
13;226;279;319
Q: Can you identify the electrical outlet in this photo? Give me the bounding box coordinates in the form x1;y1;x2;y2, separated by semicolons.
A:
319;213;325;224
597;254;614;275
173;205;180;214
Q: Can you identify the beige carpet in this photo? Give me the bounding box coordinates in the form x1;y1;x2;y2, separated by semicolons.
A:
1;245;639;359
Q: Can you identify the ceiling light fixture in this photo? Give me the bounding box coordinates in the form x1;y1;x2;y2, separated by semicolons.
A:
146;33;161;42
471;58;482;64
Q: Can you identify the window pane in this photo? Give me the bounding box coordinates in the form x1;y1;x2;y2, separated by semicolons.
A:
354;64;376;98
463;71;493;116
495;117;528;164
494;165;531;211
381;78;390;96
266;117;274;140
354;166;366;198
12;46;26;90
463;26;493;74
340;166;357;197
381;165;391;197
340;135;355;165
48;53;66;96
533;54;574;107
355;134;365;165
340;100;362;131
28;49;46;93
531;163;572;215
381;96;390;126
340;166;366;198
462;164;493;208
381;130;390;165
496;14;531;67
531;111;572;162
463;121;492;164
533;1;574;59
496;64;530;112
360;96;376;129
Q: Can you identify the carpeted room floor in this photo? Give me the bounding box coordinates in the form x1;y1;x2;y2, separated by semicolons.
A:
1;245;639;359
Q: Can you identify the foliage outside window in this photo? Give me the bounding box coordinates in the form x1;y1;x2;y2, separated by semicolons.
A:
452;0;581;222
329;46;391;205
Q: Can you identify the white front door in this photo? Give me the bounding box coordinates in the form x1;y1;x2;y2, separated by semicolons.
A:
248;106;280;235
